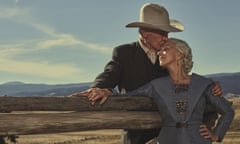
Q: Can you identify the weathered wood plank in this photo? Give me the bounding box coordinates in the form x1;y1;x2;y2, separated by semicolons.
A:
0;96;237;136
0;96;158;112
0;109;239;136
0;96;222;112
0;111;162;135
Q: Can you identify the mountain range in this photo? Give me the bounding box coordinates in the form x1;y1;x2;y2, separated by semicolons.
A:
0;82;91;96
0;72;239;97
206;72;240;95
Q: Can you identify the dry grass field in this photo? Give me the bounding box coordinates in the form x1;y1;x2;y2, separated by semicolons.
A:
3;129;122;144
3;129;240;144
2;97;240;144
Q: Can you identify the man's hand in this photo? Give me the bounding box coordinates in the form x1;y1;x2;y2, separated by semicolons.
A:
70;88;113;105
211;80;223;96
199;124;219;141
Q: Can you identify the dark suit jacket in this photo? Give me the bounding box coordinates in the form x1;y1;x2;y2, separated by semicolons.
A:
91;42;168;143
91;42;168;93
127;73;234;144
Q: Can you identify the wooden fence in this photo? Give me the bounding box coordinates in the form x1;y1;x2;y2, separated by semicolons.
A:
0;96;239;143
0;96;162;136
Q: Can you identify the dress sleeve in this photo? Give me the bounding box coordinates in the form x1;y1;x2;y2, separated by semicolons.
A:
204;84;234;141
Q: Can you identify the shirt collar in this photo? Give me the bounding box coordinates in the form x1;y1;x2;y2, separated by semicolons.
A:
138;39;150;53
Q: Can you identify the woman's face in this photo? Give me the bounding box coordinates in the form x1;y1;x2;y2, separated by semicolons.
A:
158;41;181;67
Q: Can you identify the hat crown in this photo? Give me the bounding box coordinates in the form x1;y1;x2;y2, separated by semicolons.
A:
140;3;170;26
126;3;184;32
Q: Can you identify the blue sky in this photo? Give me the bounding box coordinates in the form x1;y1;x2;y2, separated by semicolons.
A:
0;0;239;84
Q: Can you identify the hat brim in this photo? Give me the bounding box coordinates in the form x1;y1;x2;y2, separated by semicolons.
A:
126;19;184;32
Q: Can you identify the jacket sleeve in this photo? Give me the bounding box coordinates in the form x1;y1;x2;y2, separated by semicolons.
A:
204;84;234;141
91;46;122;89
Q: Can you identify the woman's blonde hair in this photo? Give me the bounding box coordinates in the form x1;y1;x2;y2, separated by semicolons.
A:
169;38;193;73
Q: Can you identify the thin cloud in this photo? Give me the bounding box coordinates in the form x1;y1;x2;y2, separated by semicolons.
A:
0;44;27;57
31;24;112;54
0;7;112;53
77;40;112;54
0;6;111;82
36;34;81;49
0;7;28;18
0;43;84;80
0;58;82;79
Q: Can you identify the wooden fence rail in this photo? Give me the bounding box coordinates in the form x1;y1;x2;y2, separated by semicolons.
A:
0;96;160;135
0;96;157;112
0;96;238;136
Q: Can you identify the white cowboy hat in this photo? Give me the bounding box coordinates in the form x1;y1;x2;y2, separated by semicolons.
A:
126;3;184;32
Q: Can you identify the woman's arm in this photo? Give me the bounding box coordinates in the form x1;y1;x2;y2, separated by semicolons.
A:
205;84;234;142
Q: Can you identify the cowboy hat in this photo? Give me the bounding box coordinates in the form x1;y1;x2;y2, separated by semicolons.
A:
126;3;184;32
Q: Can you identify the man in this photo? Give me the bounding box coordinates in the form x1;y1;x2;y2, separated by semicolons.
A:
72;3;222;144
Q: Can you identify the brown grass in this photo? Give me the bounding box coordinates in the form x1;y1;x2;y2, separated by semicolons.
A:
5;129;122;144
3;129;240;144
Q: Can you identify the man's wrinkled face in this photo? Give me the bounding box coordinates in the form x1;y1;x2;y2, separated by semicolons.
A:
141;29;169;51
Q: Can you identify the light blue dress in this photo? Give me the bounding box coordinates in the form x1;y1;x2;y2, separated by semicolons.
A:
125;73;234;144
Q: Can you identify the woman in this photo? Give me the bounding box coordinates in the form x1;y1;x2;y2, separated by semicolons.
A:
124;38;234;144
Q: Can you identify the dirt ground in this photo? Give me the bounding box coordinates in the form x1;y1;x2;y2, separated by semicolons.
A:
2;129;240;144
